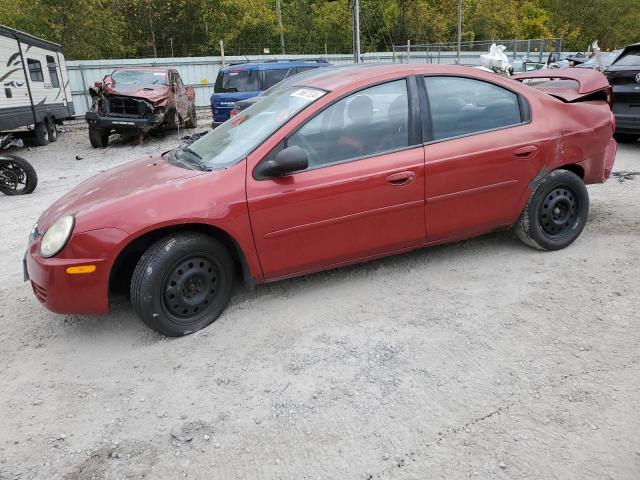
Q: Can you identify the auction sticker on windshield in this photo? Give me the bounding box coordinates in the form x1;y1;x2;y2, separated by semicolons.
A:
290;88;326;100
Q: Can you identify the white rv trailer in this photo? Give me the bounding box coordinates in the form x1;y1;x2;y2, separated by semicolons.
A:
0;26;74;146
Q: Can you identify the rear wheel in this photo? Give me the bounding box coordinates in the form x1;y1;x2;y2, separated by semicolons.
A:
45;117;58;142
33;121;49;146
130;233;234;336
88;125;109;148
515;169;589;250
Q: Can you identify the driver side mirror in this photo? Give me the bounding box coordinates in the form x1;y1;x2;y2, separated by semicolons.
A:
255;146;308;179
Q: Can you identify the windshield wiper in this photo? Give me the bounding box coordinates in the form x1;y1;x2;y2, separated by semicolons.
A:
178;146;211;171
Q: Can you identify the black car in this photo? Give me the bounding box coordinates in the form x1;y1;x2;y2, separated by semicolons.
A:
605;43;640;141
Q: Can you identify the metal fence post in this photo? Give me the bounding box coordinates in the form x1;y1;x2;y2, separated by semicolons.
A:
78;63;90;113
220;40;225;67
539;39;545;62
406;40;410;64
513;38;517;61
558;37;563;58
527;39;531;59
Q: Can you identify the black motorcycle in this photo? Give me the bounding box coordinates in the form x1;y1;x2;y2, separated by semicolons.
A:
0;135;38;195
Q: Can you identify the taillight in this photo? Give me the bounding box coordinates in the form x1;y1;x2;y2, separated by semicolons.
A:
610;111;616;133
605;87;614;109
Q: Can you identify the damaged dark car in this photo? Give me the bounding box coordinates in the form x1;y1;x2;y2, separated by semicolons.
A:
604;42;640;142
86;67;197;148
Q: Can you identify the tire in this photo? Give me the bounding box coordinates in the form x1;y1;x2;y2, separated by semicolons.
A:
184;105;198;128
515;169;589;251
45;117;58;142
88;125;109;148
130;233;235;336
614;133;638;143
33;121;49;146
0;155;38;195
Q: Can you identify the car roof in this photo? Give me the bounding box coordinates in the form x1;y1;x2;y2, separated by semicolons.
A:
112;67;170;73
221;60;330;72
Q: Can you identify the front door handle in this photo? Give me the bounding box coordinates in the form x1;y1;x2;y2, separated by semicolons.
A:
386;171;416;186
513;145;538;159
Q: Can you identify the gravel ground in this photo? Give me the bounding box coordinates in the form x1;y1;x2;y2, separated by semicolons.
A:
0;125;639;480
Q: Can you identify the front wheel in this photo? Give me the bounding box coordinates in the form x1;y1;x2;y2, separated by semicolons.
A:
515;169;589;250
184;105;198;128
0;155;38;195
88;125;109;148
130;233;234;336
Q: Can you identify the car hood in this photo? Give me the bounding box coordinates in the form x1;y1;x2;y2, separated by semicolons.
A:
104;84;172;105
37;154;206;233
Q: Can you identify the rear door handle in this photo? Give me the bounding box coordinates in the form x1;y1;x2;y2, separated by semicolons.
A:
513;145;538;159
386;171;416;186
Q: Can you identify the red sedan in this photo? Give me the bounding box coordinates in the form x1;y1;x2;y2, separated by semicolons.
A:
25;65;617;336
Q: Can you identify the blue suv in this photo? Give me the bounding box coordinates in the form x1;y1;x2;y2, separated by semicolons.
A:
210;59;331;126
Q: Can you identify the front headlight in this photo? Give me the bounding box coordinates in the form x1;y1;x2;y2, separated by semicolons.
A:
40;215;74;258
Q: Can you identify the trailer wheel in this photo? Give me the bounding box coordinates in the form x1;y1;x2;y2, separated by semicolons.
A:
89;125;109;148
34;122;49;146
45;117;58;142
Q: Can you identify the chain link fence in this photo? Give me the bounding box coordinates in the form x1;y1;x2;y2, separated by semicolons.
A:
391;38;564;65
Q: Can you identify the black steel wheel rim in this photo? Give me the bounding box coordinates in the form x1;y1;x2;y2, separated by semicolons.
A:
162;255;220;322
0;162;27;192
539;186;578;238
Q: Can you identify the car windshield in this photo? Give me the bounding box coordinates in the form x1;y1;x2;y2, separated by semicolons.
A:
112;70;166;86
215;69;259;93
188;86;326;169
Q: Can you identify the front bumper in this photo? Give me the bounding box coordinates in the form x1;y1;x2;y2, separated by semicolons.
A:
24;227;130;315
85;111;164;131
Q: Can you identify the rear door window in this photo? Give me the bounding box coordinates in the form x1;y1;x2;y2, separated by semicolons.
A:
424;76;522;141
215;69;259;93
